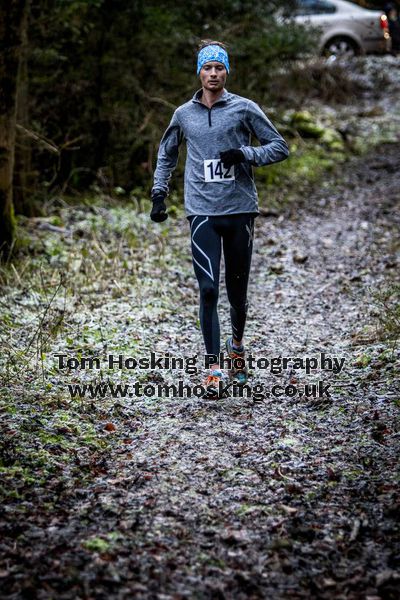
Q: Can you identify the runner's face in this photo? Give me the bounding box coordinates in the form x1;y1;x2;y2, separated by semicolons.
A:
200;61;227;92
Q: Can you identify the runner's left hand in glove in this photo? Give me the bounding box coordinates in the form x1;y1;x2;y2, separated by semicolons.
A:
220;149;245;168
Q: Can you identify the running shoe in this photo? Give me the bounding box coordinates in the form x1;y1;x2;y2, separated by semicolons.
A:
225;337;248;385
202;369;224;399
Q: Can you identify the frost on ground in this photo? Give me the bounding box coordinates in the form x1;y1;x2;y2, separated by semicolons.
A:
1;142;399;600
1;63;400;600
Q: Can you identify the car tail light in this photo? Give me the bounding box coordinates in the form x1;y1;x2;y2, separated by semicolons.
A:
380;14;391;40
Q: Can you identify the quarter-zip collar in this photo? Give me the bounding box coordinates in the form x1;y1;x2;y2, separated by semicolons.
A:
192;87;230;105
192;88;231;127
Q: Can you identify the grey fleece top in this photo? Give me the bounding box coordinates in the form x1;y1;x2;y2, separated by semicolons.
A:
152;88;289;217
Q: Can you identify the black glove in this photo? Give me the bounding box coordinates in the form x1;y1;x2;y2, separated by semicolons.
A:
220;149;245;168
150;191;168;222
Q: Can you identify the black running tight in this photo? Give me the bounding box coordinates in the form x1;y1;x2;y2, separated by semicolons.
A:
188;213;256;356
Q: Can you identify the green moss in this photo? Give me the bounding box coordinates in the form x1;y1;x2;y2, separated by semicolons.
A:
0;465;37;484
81;531;122;553
343;469;363;480
290;111;326;138
50;216;63;226
259;143;339;190
320;128;345;151
2;403;17;415
353;353;372;368
82;537;111;553
305;491;317;501
290;110;314;124
236;503;270;516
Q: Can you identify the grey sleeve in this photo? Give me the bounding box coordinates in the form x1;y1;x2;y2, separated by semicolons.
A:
240;101;289;167
152;110;183;195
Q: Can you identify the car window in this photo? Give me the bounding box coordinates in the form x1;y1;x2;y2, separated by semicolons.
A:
295;0;337;15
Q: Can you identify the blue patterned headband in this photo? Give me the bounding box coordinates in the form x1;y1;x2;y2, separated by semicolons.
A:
197;45;230;75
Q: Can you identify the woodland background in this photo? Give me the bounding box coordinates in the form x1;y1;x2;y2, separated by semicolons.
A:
0;0;390;253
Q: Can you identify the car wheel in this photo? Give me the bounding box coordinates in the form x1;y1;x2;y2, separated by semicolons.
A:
323;36;360;58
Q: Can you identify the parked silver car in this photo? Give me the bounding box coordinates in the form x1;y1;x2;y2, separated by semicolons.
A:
290;0;390;57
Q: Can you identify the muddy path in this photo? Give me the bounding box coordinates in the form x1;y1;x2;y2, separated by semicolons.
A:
1;139;399;599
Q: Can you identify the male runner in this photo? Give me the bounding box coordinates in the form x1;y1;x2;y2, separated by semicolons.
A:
150;40;289;398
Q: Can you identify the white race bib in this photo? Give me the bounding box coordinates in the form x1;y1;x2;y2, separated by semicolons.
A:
204;159;235;183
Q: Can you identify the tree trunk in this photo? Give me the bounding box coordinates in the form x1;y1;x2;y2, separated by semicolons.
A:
14;4;34;217
0;0;30;256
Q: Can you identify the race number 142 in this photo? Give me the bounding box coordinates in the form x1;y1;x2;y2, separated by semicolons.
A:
204;159;235;183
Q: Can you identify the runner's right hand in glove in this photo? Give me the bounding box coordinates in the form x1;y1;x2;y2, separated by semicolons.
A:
150;190;168;222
